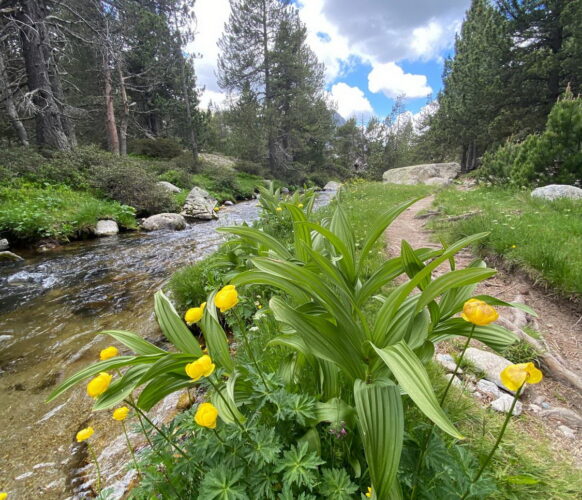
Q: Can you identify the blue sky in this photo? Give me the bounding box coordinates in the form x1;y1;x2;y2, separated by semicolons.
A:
191;0;470;120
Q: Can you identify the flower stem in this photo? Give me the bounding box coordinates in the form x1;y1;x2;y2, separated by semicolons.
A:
233;309;270;390
126;400;190;460
410;324;476;500
461;385;524;499
121;421;140;477
206;376;250;438
87;442;102;494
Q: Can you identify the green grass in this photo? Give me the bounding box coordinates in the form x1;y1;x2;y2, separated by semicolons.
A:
430;187;582;296
0;182;137;243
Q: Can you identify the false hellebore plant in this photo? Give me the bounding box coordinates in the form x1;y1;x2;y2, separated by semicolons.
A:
47;196;532;498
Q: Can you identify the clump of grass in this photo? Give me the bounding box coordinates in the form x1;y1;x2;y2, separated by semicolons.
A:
502;340;540;365
431;187;582;296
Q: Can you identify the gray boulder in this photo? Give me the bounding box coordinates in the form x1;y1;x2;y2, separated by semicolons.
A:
157;181;181;193
141;213;186;231
95;220;119;236
465;347;513;393
224;200;234;206
383;162;461;185
324;181;341;191
0;251;24;262
181;187;218;220
531;184;582;201
0;238;8;251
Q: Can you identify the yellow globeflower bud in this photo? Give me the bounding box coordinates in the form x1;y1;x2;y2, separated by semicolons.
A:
500;362;543;392
275;206;283;212
112;406;130;421
0;492;8;500
99;346;119;361
184;302;206;325
87;372;113;398
194;402;218;429
365;486;373;498
461;298;499;326
76;426;94;442
298;203;304;208
185;355;215;381
214;285;239;313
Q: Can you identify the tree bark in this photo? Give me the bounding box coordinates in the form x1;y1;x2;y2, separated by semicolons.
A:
262;0;275;174
103;53;119;154
117;65;129;155
15;0;70;150
0;47;29;146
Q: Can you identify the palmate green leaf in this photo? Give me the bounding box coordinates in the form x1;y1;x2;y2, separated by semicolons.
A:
93;364;151;410
275;442;324;490
318;468;359;499
199;290;234;372
198;467;249;500
372;341;463;439
354;379;403;500
358;198;422;274
430;318;518;352
373;233;489;343
137;373;192;411
217;225;292;260
154;291;202;356
270;297;367;380
99;330;167;355
46;354;164;402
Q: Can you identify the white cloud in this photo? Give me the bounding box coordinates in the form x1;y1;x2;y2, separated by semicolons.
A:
198;89;228;110
329;82;373;120
368;62;432;99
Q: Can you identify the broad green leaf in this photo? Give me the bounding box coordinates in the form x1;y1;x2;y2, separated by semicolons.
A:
314;398;356;427
100;330;167;355
93;365;151;410
354;379;403;499
270;297;367;380
137;353;198;385
137;373;192;411
298;427;321;456
372;341;463;439
154;291;202;356
217;225;292;260
472;295;538;317
210;382;246;425
401;239;431;290
46;354;163;402
285;204;312;262
199;291;234;372
319;359;341;400
231;270;311;303
358;198;422;273
430;318;518;352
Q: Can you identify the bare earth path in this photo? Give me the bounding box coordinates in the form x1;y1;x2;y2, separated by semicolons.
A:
386;194;582;462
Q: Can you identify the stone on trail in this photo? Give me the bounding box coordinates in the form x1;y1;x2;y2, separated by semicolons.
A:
0;238;8;250
558;425;576;439
181;187;218;220
531;184;582;201
324;181;341;191
141;213;186;231
382;162;461;185
157;181;181;193
465;347;513;393
476;379;501;399
491;394;523;416
95;220;119;236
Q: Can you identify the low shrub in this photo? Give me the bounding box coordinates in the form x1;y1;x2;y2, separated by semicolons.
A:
234;159;265;177
158;169;192;190
129;138;183;159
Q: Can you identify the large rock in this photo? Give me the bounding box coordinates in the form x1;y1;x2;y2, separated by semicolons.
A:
141;213;186;231
383;162;461;185
491;394;523;416
95;220;119;236
157;181;181;193
180;187;218;220
465;347;512;392
324;181;341;191
531;184;582;201
0;251;24;262
0;238;8;251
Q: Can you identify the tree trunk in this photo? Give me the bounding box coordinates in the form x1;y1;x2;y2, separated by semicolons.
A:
262;1;275;174
15;0;70;150
0;48;29;146
117;65;129;155
103;54;119;154
48;57;77;147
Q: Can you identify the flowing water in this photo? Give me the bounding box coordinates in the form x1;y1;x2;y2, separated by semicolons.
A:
0;192;335;499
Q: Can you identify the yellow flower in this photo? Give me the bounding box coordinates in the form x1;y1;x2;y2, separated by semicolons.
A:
112;406;130;421
87;372;113;398
298;203;304;208
511;244;517;249
461;298;499;326
184;302;206;324
500;362;543;392
99;346;118;361
257;304;262;309
194;402;219;428
185;355;215;381
365;486;373;498
214;206;220;212
214;284;239;312
275;206;283;212
0;493;7;500
76;426;94;442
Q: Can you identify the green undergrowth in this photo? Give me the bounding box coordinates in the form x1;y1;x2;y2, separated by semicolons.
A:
0;182;136;243
430;186;582;297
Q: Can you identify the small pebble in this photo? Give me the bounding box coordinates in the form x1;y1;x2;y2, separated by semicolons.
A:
558;425;576;440
528;404;542;413
542;402;551;409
